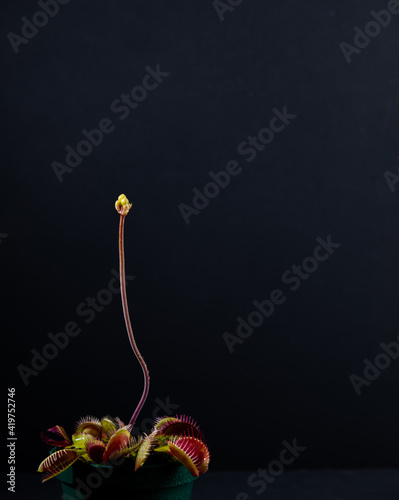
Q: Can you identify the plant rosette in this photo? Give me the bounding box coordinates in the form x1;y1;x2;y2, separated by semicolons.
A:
38;195;210;499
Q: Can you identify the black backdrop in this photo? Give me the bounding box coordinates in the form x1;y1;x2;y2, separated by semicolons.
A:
2;0;399;476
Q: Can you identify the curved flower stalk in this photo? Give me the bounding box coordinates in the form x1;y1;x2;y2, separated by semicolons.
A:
38;195;210;482
39;415;210;481
115;194;150;427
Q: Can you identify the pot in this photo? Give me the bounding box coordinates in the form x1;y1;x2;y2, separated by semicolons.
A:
57;458;198;500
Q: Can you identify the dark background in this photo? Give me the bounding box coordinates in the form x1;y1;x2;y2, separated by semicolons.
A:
1;0;399;479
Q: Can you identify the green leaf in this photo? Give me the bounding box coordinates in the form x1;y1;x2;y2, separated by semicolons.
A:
135;430;158;471
38;449;79;482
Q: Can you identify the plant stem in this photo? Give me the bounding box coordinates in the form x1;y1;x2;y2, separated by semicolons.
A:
118;213;150;427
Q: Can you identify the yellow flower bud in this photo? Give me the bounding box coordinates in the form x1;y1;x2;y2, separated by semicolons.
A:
115;194;132;216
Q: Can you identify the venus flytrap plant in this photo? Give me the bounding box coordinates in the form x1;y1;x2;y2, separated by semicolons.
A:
38;195;210;484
